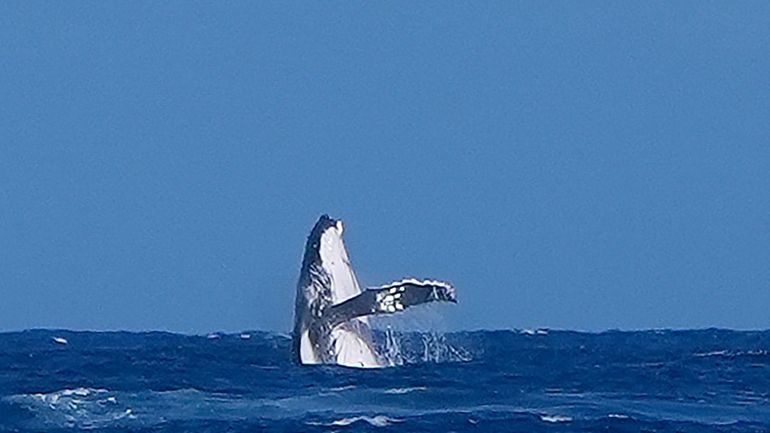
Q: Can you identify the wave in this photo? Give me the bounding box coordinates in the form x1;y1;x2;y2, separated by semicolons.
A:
2;329;770;432
5;386;769;431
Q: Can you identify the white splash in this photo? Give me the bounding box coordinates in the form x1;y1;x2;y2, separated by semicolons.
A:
421;332;472;363
382;326;405;366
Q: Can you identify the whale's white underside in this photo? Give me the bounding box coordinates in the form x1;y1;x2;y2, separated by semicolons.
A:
300;221;383;368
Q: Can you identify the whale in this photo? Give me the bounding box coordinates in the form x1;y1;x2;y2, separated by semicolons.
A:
291;215;456;368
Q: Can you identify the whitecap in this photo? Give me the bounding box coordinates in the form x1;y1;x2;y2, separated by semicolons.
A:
384;386;427;394
540;414;572;423
694;350;729;357
31;387;107;403
113;408;135;420
7;387;131;429
332;415;401;427
308;415;402;427
328;385;356;392
52;336;68;345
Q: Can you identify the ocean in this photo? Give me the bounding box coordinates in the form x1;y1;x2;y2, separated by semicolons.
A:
1;328;768;432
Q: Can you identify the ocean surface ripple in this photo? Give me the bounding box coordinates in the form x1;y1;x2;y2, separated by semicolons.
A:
1;329;769;432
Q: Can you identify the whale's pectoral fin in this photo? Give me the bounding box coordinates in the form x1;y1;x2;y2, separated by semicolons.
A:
327;279;456;327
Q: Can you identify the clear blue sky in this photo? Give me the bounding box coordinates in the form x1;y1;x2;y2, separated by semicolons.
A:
1;2;768;333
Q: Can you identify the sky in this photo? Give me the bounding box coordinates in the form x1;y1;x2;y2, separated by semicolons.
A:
1;2;769;334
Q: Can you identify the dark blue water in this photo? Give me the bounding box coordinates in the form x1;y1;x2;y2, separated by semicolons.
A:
1;329;769;432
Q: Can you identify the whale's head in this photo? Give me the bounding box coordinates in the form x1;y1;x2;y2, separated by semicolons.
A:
307;214;344;262
301;214;361;305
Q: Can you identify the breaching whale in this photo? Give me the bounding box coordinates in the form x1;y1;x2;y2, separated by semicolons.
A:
292;215;456;368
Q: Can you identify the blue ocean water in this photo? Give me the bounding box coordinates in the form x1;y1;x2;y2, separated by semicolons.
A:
1;329;768;432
